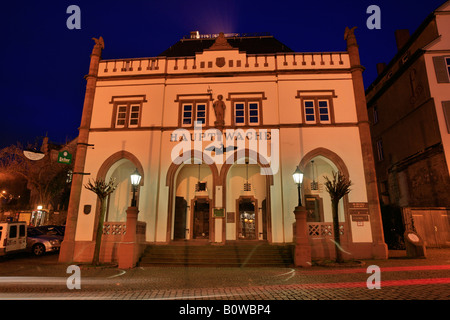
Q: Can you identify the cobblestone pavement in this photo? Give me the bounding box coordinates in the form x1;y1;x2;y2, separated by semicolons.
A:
0;249;449;302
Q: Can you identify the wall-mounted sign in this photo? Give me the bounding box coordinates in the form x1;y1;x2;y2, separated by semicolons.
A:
227;212;235;223
349;202;369;215
214;208;224;218
83;205;91;215
58;150;72;164
351;214;369;222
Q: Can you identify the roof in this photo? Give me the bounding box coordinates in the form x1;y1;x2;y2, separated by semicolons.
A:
158;33;294;57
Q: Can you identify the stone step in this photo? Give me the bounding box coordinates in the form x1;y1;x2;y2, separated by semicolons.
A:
139;243;294;267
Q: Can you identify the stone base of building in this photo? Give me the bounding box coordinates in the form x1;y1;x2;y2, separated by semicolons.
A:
309;239;388;261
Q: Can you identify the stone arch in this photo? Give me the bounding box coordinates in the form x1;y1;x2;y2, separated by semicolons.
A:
299;147;349;178
220;149;274;242
165;150;220;242
91;150;145;240
97;150;145;185
298;147;351;243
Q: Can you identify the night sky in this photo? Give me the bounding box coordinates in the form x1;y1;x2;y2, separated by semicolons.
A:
0;0;446;149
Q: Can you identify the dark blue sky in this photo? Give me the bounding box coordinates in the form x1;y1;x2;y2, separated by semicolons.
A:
0;0;446;149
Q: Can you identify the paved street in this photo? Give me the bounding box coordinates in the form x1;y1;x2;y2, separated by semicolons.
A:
0;248;449;302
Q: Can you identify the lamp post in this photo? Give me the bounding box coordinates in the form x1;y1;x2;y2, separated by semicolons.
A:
119;169;142;269
130;169;142;207
292;166;304;207
292;165;311;267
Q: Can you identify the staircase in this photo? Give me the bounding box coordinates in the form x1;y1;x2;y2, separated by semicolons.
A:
139;243;294;267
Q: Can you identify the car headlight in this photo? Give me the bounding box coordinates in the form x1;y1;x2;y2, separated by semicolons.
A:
50;240;60;245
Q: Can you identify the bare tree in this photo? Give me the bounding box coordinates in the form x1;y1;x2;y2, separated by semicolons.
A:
84;178;117;266
0;143;71;210
324;171;352;263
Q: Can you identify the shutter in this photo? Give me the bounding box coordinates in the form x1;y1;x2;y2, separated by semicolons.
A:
442;101;450;133
432;56;450;83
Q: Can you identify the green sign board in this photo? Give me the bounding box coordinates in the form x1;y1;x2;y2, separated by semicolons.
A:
213;208;225;218
58;150;72;164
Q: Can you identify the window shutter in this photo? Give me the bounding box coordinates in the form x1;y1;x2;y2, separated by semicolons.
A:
432;56;449;83
442;101;450;133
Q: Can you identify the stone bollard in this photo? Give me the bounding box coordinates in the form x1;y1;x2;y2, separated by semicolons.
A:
294;206;312;267
404;231;427;259
118;206;139;269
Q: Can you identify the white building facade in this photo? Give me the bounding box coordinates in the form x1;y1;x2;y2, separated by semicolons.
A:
60;31;388;264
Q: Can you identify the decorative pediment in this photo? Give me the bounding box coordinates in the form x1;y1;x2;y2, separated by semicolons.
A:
208;32;234;50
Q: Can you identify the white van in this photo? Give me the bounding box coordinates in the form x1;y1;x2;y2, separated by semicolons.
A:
0;222;27;256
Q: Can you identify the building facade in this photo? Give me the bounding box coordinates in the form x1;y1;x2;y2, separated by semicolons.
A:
60;29;388;264
365;1;450;247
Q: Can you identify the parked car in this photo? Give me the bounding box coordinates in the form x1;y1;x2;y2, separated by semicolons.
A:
35;225;65;240
26;227;61;256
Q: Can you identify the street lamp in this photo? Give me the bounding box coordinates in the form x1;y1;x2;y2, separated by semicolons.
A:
130;169;142;207
292;166;304;207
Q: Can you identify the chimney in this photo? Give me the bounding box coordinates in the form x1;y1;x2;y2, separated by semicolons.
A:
376;63;387;75
394;29;410;51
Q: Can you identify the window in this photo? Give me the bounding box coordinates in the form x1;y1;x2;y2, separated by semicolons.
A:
19;225;26;237
182;104;193;126
235;103;245;124
114;103;142;128
442;101;450;133
318;100;330;122
373;106;379;124
180;101;209;127
233;101;261;126
129;105;140;127
9;225;17;238
248;102;260;124
446;57;450;78
376;139;384;161
304;100;315;123
432;56;450;83
302;99;331;124
196;103;206;124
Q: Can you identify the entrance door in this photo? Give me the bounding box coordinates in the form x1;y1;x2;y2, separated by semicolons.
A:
238;197;257;240
193;198;210;239
174;196;187;240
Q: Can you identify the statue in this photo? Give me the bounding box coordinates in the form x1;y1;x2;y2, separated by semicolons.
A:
344;27;358;48
213;94;226;126
91;36;105;57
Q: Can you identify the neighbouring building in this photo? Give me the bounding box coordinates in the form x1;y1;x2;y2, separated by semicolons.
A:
60;29;388;265
366;1;450;248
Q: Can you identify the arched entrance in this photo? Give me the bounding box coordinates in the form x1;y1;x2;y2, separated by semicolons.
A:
221;150;274;242
166;151;219;243
299;148;351;258
95;150;145;230
174;162;214;241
